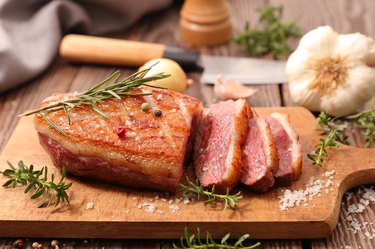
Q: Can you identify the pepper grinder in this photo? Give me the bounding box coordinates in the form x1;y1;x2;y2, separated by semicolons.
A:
179;0;232;46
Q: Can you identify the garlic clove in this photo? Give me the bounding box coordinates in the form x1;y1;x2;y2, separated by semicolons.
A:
214;75;258;101
299;26;338;55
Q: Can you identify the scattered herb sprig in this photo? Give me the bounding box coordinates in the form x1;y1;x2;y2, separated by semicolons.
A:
173;227;261;249
0;161;72;208
307;129;339;166
179;179;242;210
308;109;375;166
233;6;302;59
346;109;375;147
20;65;170;136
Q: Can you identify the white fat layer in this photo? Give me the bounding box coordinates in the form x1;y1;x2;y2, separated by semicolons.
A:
224;100;245;179
270;113;300;164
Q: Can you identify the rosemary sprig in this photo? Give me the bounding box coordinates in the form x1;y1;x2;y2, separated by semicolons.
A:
19;65;170;136
179;179;243;210
173;227;261;249
0;161;72;208
307;129;339;166
233;5;302;59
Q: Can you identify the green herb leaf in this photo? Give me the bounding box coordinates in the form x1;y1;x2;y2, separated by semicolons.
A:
19;63;170;136
173;227;261;249
179;178;242;210
0;161;72;208
233;5;302;59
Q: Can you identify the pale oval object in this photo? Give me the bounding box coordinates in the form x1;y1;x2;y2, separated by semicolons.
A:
214;75;258;101
139;58;188;93
286;26;375;116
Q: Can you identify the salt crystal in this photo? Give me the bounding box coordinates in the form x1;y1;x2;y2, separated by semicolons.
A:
86;202;94;210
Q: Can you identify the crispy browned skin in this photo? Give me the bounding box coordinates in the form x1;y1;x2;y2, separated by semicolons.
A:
34;87;202;192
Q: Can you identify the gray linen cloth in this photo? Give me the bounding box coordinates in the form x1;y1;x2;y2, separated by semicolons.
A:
0;0;172;93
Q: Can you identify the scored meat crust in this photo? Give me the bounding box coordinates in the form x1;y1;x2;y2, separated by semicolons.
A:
34;87;203;192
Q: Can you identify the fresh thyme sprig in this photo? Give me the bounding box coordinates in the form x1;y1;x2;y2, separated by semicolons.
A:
0;161;72;208
179;179;243;210
173;227;261;249
346;109;375;147
19;65;170;136
316;112;349;144
233;5;302;59
307;109;375;166
307;129;339;166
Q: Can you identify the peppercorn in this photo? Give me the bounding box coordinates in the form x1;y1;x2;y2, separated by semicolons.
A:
116;126;126;137
12;239;23;249
141;102;150;112
154;109;162;117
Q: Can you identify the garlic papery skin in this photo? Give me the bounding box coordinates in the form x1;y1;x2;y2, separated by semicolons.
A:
286;26;375;116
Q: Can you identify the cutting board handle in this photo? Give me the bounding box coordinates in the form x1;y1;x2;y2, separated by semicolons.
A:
59;34;200;70
328;145;375;191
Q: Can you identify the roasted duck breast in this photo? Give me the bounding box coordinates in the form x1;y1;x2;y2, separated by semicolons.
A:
241;112;278;192
194;99;249;193
266;113;302;186
34;87;202;192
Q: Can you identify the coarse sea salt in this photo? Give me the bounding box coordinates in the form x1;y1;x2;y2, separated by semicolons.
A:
340;186;375;240
86;202;94;210
278;170;336;211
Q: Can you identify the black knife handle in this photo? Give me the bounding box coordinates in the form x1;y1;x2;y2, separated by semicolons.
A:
163;47;202;71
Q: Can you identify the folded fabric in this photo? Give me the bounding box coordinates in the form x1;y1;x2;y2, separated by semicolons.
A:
0;0;172;93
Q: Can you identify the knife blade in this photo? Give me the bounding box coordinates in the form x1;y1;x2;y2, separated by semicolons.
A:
60;34;287;84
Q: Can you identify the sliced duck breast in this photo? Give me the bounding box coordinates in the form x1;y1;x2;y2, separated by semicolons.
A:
194;99;249;193
266;113;302;186
241;112;278;192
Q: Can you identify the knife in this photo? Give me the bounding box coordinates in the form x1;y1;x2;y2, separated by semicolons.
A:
60;34;287;84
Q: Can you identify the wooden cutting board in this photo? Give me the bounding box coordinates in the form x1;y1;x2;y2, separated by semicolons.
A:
0;107;374;239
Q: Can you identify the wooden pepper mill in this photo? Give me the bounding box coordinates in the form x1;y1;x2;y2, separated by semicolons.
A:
179;0;232;46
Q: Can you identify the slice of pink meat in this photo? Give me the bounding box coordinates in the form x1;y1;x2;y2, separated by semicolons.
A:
241;112;278;192
194;99;249;193
266;113;302;186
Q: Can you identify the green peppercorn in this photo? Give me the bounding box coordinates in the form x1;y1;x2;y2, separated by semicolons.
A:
141;102;150;112
154;109;162;117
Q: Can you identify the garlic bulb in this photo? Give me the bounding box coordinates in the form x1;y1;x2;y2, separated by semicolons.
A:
214;75;258;101
286;26;375;116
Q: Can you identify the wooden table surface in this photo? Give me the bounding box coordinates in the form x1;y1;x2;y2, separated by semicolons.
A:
1;0;374;248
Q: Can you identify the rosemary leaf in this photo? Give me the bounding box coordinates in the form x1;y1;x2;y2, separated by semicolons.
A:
179;179;242;210
0;161;72;208
19;63;170;136
173;227;261;249
39;113;69;137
